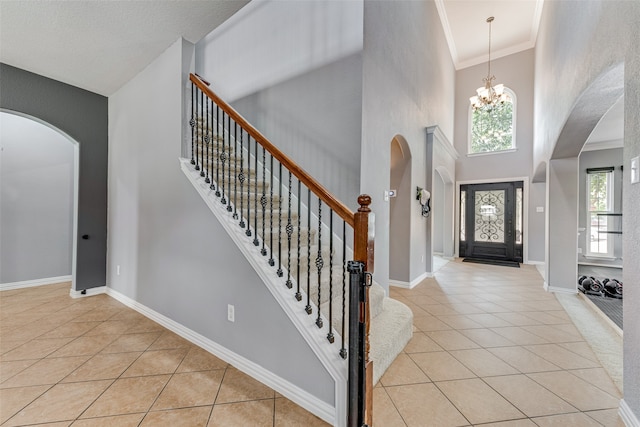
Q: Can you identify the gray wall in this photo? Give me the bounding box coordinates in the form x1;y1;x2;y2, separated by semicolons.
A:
362;0;455;289
454;49;543;263
195;0;363;210
232;53;362;207
528;182;546;262
534;0;640;419
0;113;74;283
0;63;108;290
108;39;333;406
577;148;623;265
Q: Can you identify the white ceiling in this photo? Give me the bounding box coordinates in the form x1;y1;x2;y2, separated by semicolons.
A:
0;1;248;96
584;96;625;149
0;0;624;146
435;0;544;70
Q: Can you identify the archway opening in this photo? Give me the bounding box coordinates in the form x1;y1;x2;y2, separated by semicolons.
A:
0;110;79;290
389;135;412;284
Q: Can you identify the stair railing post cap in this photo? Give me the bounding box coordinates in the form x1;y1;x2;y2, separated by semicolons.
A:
358;194;372;212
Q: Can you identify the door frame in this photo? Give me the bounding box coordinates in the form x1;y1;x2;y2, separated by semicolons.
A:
455;176;530;263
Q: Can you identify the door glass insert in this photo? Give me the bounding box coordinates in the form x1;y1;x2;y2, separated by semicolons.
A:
460;190;466;241
474;190;505;243
515;187;523;245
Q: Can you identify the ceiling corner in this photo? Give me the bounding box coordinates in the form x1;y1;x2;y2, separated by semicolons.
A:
434;0;459;67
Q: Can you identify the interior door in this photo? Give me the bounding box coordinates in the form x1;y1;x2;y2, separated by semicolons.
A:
459;181;523;262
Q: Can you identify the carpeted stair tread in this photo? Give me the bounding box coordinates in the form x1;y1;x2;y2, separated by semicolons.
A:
369;297;413;385
369;282;385;319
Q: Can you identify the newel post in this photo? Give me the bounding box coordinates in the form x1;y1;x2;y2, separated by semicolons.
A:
353;194;374;426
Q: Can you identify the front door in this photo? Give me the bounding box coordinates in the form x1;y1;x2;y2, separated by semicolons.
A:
459;181;523;263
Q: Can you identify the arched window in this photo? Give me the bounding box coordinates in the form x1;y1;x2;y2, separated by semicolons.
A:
468;87;516;155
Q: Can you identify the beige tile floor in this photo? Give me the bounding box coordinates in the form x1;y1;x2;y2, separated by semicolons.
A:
0;259;624;426
379;259;624;427
0;283;329;426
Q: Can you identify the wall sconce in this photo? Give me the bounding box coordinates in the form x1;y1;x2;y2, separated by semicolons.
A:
416;187;431;217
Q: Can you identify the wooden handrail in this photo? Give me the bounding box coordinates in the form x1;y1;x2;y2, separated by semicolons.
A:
190;73;355;227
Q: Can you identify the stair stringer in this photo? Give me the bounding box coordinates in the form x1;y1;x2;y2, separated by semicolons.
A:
180;158;347;427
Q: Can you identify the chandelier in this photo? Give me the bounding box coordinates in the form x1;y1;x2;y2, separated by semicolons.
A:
469;16;509;111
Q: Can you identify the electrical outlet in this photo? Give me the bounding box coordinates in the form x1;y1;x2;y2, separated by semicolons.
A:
577;248;582;254
116;265;121;276
227;304;235;322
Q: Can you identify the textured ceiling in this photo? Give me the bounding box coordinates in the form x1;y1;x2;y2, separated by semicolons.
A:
0;1;248;96
435;0;544;70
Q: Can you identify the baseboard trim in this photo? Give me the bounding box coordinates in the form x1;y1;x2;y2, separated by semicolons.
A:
411;272;431;287
545;284;577;295
389;280;410;289
620;399;640;427
0;275;72;291
389;272;431;289
69;286;107;299
105;286;335;425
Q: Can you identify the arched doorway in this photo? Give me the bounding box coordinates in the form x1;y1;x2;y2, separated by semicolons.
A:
389;135;412;284
545;63;624;293
0;110;79;290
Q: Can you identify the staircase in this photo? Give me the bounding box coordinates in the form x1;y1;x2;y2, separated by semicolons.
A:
184;74;413;424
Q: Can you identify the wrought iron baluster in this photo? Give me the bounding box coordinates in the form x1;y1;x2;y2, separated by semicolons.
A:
253;137;259;246
220;110;227;205
268;155;275;266
245;136;252;237
340;221;347;359
215;105;221;197
195;89;201;172
199;90;204;176
260;146;267;256
316;199;324;329
276;164;283;277
232;121;238;219
209;101;215;190
226;113;232;212
295;179;302;301
327;209;334;343
190;83;195;165
285;171;293;289
239;128;246;228
305;188;312;315
204;97;210;184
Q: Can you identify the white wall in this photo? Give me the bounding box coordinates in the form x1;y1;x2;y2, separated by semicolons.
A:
0;112;74;283
362;0;455;289
108;38;334;407
534;0;640;420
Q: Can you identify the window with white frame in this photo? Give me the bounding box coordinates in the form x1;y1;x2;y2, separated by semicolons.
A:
586;168;614;257
469;88;516;155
